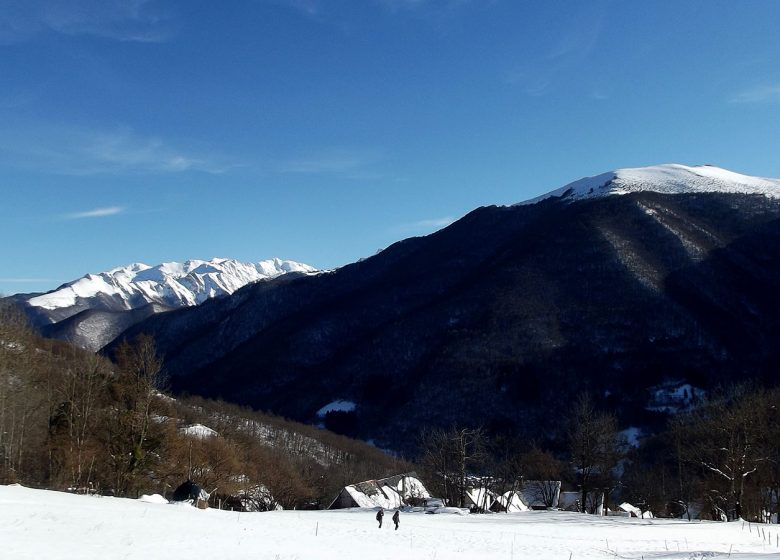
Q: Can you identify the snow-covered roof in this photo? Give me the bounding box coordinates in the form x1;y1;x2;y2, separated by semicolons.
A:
492;491;529;513
518;164;780;206
618;502;642;517
464;487;495;510
328;473;430;509
344;484;402;509
490;481;561;512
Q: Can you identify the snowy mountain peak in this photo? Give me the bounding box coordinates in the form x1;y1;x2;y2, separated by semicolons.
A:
518;164;780;206
27;257;316;312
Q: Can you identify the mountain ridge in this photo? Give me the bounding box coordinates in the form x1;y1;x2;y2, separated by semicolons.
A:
106;164;780;452
10;256;316;350
26;257;316;313
29;164;780;452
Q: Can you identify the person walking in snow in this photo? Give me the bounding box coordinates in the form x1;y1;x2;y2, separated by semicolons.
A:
392;509;400;530
376;507;384;528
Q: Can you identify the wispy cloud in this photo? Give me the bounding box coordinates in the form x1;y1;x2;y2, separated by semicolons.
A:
64;206;126;220
376;0;472;12
0;277;54;283
0;0;173;44
729;85;780;104
390;215;455;235
413;216;454;228
0;123;235;176
265;0;321;17
278;148;381;177
264;0;471;19
504;9;604;97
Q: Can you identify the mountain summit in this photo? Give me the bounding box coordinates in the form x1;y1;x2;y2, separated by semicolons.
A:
12;257;316;350
521;164;780;205
26;257;315;313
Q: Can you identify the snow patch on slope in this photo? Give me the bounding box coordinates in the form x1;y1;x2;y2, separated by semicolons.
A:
27;257;316;311
519;164;780;206
317;400;357;417
179;424;218;439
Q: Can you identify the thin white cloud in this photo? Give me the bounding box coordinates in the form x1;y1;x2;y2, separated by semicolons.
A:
278;148;381;176
504;9;604;97
0;123;234;176
730;85;780;104
414;216;455;228
265;0;321;17
390;215;455;235
0;277;54;283
64;206;126;220
377;0;470;11
263;0;471;18
0;0;172;44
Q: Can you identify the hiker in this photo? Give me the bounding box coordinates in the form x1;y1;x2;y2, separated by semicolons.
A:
392;509;400;530
376;507;384;528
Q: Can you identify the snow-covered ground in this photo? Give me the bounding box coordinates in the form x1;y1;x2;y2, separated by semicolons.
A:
3;485;779;560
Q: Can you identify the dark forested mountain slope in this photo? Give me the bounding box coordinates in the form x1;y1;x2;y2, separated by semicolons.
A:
110;166;780;451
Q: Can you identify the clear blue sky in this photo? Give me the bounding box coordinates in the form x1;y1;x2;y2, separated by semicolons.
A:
3;0;780;295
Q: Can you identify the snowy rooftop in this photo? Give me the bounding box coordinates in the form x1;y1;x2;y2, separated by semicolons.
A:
330;474;430;510
518;164;780;206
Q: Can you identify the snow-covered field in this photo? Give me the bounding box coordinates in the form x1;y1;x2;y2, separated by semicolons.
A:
2;484;778;560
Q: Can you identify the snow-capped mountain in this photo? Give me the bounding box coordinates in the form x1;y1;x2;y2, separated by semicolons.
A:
10;257;316;351
108;163;780;452
519;164;780;205
27;257;315;313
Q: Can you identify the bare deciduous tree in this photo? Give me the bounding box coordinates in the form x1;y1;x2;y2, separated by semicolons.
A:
568;395;620;514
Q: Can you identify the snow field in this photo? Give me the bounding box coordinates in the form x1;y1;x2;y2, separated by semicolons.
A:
2;485;779;560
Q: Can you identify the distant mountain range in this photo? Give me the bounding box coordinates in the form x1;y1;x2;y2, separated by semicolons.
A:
9;258;316;350
99;164;780;452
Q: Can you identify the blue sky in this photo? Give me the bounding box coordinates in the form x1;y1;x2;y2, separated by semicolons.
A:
2;0;780;295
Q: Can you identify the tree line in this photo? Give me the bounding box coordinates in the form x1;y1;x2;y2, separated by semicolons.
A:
6;298;780;520
0;301;408;508
419;389;780;523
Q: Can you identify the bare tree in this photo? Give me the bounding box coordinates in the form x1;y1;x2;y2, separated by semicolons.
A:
568;395;620;514
49;350;109;490
0;301;48;483
420;426;487;507
684;388;767;520
105;334;163;495
520;446;563;507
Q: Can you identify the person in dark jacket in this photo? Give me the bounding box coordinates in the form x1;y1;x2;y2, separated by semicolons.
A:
392;509;400;530
376;507;384;528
